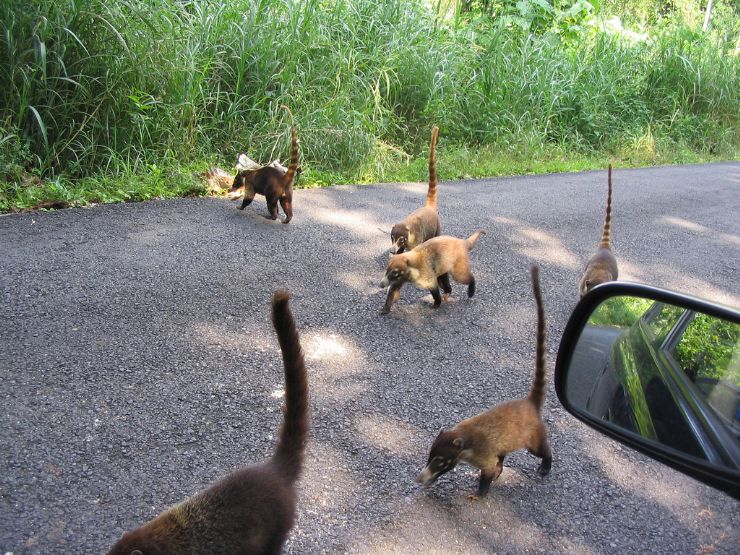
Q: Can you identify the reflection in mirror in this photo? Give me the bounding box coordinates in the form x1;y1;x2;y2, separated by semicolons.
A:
566;295;740;471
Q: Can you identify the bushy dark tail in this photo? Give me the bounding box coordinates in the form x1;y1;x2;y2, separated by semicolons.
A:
281;105;299;190
271;290;308;484
425;126;440;209
465;230;485;250
528;265;547;410
599;164;613;249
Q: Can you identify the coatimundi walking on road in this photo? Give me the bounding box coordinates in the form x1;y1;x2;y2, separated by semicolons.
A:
230;105;300;223
390;126;441;254
108;290;308;555
380;230;484;314
417;265;552;497
579;165;618;296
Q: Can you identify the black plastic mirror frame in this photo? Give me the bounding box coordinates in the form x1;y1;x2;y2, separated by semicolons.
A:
555;281;740;498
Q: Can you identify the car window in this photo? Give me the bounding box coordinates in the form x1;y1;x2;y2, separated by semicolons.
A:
670;314;740;433
645;303;685;344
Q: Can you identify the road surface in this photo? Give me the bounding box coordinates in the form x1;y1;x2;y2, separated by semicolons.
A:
1;162;738;553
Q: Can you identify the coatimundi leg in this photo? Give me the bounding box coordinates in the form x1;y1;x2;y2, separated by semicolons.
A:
531;436;552;476
381;284;402;314
279;195;293;224
266;196;280;220
450;263;475;298
239;187;256;209
438;273;452;295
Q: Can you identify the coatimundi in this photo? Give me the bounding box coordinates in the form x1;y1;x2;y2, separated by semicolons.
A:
579;164;618;296
417;265;551;497
380;230;484;314
390;126;441;254
108;290;308;555
230;105;300;223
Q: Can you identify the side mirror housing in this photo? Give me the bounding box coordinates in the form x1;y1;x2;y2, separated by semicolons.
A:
554;281;740;498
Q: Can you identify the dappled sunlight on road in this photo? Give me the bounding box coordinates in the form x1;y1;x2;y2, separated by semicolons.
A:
582;434;716;534
493;216;581;270
356;413;426;459
301;442;361;515
617;259;739;308
190;321;273;352
301;328;372;402
305;189;393;241
658;216;740;248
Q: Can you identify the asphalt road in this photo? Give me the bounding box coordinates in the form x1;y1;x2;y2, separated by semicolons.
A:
1;162;739;554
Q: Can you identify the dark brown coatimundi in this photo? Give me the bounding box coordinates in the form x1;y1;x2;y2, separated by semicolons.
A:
417;265;551;497
230;105;300;223
107;290;308;555
579;164;618;296
390;126;441;254
380;230;484;314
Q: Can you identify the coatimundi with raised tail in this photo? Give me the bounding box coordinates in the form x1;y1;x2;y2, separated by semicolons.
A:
390;126;441;254
108;290;308;555
380;230;484;314
417;265;551;497
230;105;300;223
579;164;618;296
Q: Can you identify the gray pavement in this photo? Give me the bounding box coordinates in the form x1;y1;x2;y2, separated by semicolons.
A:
1;162;739;553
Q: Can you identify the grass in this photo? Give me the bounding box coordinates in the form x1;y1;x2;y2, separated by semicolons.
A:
1;0;738;212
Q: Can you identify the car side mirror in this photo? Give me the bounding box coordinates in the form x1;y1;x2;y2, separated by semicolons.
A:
554;281;740;498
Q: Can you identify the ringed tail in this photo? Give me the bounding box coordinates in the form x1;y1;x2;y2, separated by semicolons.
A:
599;164;612;249
528;265;547;410
425;126;440;209
271;290;309;484
281;105;299;189
465;230;485;251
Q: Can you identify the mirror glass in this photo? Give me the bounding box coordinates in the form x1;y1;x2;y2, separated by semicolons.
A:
566;295;740;471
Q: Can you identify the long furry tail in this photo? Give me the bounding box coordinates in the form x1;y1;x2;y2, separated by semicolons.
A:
271;290;308;484
599;164;612;249
425;126;440;209
528;265;547;410
281;105;299;190
465;230;485;251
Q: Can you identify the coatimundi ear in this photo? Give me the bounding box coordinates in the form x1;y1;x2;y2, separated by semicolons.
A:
131;550;143;555
405;225;410;232
452;437;465;449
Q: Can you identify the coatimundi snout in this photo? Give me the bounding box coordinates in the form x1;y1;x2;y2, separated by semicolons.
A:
390;126;441;254
380;230;484;314
107;290;308;555
230;105;300;223
579;164;618;296
417;265;551;497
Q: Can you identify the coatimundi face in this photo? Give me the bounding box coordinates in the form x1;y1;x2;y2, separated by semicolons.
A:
230;170;253;192
417;430;464;486
390;223;414;254
380;255;411;288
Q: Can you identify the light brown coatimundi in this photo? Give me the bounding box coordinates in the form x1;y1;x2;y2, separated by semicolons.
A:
390;126;441;254
230;105;300;223
380;230;484;314
108;290;308;555
417;265;551;497
579;164;618;296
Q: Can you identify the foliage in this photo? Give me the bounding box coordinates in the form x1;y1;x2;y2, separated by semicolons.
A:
674;314;739;387
0;0;738;211
588;296;653;328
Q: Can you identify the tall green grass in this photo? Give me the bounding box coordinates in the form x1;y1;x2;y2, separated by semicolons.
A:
1;0;738;211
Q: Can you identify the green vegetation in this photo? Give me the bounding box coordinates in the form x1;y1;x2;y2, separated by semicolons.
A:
1;0;738;212
588;295;653;327
674;313;739;387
